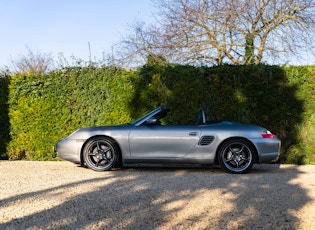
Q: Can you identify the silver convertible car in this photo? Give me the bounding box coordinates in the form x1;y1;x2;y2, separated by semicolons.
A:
55;106;280;174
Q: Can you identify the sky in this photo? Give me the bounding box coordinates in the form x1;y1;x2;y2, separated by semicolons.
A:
0;0;154;67
1;0;314;68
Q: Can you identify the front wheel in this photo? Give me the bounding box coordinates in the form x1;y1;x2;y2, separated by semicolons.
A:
218;139;256;174
83;137;121;171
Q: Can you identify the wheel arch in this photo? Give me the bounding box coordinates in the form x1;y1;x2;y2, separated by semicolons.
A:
214;137;259;165
80;135;122;166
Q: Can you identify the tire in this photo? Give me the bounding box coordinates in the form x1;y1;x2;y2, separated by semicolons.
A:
218;138;256;174
83;137;121;171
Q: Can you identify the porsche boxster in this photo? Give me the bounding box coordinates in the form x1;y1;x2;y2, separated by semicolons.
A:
54;106;280;174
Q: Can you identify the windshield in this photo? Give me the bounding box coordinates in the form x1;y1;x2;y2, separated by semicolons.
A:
130;107;170;126
130;107;162;125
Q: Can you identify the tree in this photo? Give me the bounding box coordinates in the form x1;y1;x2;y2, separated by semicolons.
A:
11;47;53;74
120;0;315;66
0;66;10;78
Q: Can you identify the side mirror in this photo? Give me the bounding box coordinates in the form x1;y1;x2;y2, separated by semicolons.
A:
143;118;158;125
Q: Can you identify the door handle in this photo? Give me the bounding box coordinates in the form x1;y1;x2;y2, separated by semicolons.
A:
189;132;199;136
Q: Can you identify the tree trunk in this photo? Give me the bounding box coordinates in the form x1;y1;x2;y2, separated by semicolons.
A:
245;34;255;64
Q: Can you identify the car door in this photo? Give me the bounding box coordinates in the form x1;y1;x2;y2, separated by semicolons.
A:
129;125;200;158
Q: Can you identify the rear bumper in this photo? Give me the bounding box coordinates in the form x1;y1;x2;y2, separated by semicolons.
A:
258;151;279;163
250;138;281;163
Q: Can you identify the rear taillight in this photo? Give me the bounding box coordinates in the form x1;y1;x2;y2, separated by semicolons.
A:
262;130;276;138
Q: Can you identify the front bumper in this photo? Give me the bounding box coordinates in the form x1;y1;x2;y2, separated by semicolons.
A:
54;139;85;163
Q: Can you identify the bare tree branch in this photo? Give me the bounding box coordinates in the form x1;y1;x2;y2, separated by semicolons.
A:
11;47;54;75
119;0;315;66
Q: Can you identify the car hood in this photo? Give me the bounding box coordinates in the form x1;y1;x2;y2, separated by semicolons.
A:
65;124;131;139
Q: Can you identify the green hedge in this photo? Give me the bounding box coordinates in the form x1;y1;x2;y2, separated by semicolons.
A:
0;75;10;159
132;64;307;163
7;66;137;160
3;64;315;164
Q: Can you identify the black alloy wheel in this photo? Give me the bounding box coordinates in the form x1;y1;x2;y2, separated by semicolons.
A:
83;137;120;171
218;138;256;174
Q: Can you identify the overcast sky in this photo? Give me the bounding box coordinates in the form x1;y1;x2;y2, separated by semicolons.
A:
0;0;154;67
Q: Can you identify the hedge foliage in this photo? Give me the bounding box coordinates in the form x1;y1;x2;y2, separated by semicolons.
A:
5;66;137;160
0;75;10;159
1;63;315;164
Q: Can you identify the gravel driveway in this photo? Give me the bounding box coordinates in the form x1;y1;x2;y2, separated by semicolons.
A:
1;161;315;230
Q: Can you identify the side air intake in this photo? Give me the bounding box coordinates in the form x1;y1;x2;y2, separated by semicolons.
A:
198;136;215;146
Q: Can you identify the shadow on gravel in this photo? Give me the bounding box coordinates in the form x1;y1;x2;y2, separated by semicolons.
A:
0;164;310;229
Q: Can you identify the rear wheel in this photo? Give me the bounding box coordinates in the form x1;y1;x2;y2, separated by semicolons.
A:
83;137;121;171
218;138;255;174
